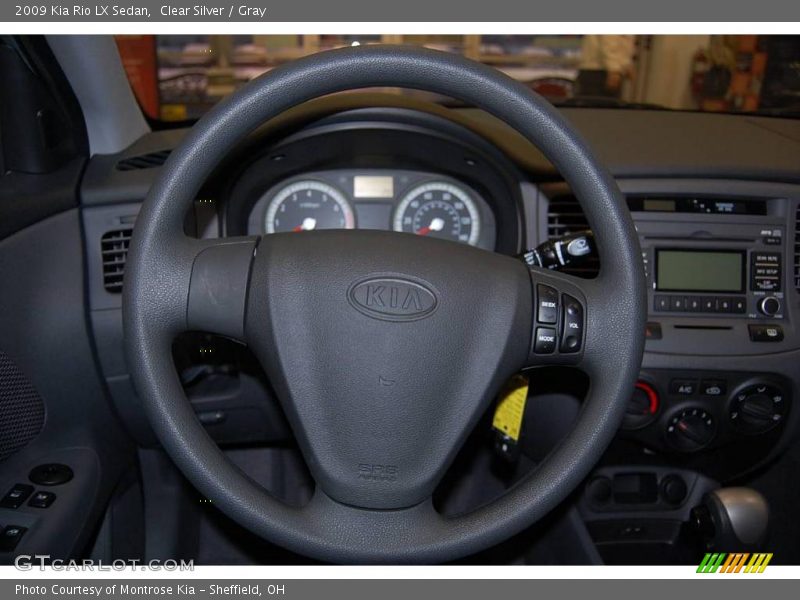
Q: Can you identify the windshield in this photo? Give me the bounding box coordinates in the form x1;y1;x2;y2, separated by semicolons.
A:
115;34;800;124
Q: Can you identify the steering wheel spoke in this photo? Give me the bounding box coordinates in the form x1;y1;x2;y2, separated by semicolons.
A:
522;268;594;369
185;236;258;342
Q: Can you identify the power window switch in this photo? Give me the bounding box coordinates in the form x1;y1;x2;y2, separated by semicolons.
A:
28;490;56;509
0;484;34;509
0;525;27;552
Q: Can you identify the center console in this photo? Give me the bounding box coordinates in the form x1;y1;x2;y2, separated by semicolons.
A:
538;179;800;564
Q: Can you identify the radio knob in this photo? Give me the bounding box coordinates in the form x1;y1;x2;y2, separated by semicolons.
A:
758;296;781;317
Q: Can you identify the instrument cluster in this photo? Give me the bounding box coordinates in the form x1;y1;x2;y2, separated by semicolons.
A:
247;169;496;251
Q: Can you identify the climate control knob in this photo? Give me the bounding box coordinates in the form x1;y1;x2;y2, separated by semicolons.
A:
758;296;781;317
665;407;716;452
730;383;786;434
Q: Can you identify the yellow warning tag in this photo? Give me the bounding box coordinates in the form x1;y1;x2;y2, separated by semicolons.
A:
492;374;529;442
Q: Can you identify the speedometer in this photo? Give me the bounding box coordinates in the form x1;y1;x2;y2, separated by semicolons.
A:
264;180;355;234
392;181;481;246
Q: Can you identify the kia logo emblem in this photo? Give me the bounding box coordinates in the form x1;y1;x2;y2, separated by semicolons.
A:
347;276;438;322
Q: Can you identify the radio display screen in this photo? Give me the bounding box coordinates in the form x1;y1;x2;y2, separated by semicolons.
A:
655;249;745;293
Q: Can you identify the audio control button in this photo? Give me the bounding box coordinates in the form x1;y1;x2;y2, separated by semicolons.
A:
536;285;558;324
686;296;702;312
748;324;784;342
669;296;687;312
559;294;583;353
717;297;733;313
701;297;716;312
534;327;556;354
758;296;781;317
654;295;670;312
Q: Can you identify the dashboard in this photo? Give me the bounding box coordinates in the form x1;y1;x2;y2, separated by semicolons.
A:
80;97;800;530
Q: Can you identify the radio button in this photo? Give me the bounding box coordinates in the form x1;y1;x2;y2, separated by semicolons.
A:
537;285;559;324
669;296;687;312
559;294;583;353
534;327;557;354
717;297;733;313
654;295;670;312
701;297;716;312
758;296;781;317
748;324;784;342
732;297;747;313
750;252;782;292
686;296;702;312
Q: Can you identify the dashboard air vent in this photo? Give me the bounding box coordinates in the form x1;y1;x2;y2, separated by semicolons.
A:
116;149;171;171
546;194;599;278
101;228;132;293
795;202;800;292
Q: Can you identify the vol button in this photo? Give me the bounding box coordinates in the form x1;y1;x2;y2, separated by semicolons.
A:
560;294;583;353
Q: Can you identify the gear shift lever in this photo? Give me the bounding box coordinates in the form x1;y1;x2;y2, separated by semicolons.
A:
692;487;769;551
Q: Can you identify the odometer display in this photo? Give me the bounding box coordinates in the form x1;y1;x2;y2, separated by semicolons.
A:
264;180;355;234
392;182;481;246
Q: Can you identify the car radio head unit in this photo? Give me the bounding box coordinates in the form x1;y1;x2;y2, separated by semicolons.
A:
640;215;785;322
655;249;745;294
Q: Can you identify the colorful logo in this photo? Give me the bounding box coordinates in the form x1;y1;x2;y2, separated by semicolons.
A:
697;552;773;573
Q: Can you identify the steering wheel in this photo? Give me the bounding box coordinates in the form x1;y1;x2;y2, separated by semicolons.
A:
124;46;645;564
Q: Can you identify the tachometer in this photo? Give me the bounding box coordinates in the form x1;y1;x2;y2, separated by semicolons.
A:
392;181;481;246
264;180;355;234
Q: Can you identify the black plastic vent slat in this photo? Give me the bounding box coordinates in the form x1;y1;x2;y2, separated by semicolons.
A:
116;149;171;171
100;228;132;293
794;203;800;292
546;194;600;278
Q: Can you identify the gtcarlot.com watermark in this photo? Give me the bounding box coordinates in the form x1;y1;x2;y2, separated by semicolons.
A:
14;555;195;571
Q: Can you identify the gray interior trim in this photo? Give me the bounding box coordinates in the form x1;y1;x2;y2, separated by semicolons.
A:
46;35;149;156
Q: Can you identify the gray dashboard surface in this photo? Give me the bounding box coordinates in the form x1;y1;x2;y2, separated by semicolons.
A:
461;107;800;182
80;99;800;208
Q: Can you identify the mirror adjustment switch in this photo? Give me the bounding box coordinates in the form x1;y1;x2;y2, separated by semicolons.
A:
28;491;56;509
0;484;34;509
560;294;583;352
536;285;558;324
0;525;27;552
29;463;73;486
